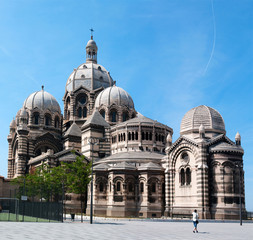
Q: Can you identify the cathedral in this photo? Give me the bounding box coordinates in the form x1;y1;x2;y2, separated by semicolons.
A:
6;36;246;219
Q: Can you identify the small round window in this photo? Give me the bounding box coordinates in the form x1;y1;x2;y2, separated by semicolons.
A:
78;96;86;104
181;152;189;164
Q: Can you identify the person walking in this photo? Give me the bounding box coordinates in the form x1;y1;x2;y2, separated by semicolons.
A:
192;209;199;233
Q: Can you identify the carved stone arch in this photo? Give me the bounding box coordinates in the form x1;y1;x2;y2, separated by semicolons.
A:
34;133;62;156
138;176;147;182
210;160;221;168
113;176;124;183
222;161;234;169
95;176;108;184
147;176;160;184
171;143;198;168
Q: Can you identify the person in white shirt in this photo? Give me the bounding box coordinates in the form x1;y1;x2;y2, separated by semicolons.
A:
192;209;199;233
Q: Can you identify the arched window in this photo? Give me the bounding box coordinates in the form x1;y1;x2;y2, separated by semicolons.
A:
142;132;145;140
132;132;134;140
83;107;87;118
45;114;52;126
128;182;133;192
110;182;112;192
140;182;144;193
122;112;129;122
33;112;40;125
186;168;191;185
100;109;105;118
110;110;117;122
128;132;131;141
98;66;102;71
135;132;138;140
146;132;149;140
149;132;152;141
123;133;126;141
151;182;156;193
116;182;121;192
180;169;185;185
99;182;104;192
78;107;82;118
54;116;60;128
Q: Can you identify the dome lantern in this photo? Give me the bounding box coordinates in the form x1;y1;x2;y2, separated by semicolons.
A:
86;36;98;63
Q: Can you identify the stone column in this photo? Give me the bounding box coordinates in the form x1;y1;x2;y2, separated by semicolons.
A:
17;127;29;176
7;135;14;178
70;94;75;121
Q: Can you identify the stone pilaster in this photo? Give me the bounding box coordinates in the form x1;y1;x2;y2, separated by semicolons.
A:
196;140;210;219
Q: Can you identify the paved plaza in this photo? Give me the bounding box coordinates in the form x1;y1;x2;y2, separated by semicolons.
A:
0;218;252;240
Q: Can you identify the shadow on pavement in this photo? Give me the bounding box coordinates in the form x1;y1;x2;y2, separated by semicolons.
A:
94;222;125;225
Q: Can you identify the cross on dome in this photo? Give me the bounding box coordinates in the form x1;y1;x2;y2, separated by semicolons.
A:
90;28;94;40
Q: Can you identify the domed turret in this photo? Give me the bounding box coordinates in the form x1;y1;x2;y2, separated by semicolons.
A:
180;105;225;137
23;86;61;113
9;119;16;129
235;132;241;145
199;124;205;138
166;133;172;146
95;85;134;109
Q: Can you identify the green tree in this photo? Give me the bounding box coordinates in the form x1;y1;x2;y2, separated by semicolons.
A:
64;154;91;222
11;152;91;222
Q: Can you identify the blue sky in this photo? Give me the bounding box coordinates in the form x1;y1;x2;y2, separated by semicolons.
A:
0;0;252;210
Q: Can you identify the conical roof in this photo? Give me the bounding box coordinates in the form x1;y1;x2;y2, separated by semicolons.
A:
64;122;81;137
82;110;110;129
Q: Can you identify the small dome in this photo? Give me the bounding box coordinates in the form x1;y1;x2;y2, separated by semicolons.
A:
95;86;134;109
180;105;225;135
86;39;97;49
10;119;16;128
23;87;61;113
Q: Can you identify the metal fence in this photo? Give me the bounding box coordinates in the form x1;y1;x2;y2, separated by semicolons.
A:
0;198;63;222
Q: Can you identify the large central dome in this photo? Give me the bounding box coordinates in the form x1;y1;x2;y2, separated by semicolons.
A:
65;38;114;93
180;105;225;135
